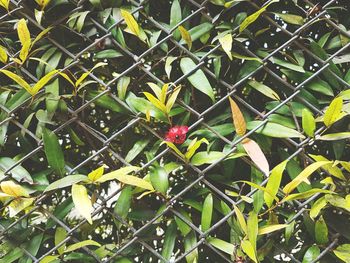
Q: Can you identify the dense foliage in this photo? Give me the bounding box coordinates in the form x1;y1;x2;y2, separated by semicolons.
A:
0;0;350;262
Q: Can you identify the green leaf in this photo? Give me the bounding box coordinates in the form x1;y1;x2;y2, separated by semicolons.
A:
247;80;280;100
72;184;93;224
283;161;331;194
201;193;213;232
241;239;257;263
258;224;288;235
233;204;247;235
64;240;100;253
43;128;66;176
184;231;198;263
55;227;67;254
170;0;181;39
264;160;288;207
324;97;343;127
282;189;333;202
319;132;350;141
207;237;235;255
0;157;33;183
161;221;177;260
44;174;87;192
149;166;169;195
94;49;123;59
191;151;225;166
302;109;315;137
274;13;304;25
117;76;130;100
334;244;350;263
180;57;215;102
302;245;320;263
247;211;258;251
175;210;192;236
239;0;278;33
315;216;328;245
125;139;150;163
247;121;305;138
114;186;132;222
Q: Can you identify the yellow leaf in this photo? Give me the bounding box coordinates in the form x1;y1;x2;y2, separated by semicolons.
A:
0;181;29;197
88;166;105;182
309;154;345;180
0;45;8;63
31;69;59;95
242;138;269;176
17;19;31;51
145;108;151;122
8;197;34;217
58;72;76;88
160;83;168;104
19;41;30;62
161;141;185;159
241;239;257;263
0;0;10;10
143;92;167;112
233;204;247;235
178;25;192;50
0;69;31;94
75;62;107;88
258;224;288;235
324;97;343;127
95;166;140;183
72;184;93;224
282;161;332;194
120;9;140;37
165;85;181;113
39;255;60;263
32;26;53;46
35;0;51;9
218;33;233;60
55;227;67;254
185;138;209;160
239;0;279;33
229;97;246;136
147;82;162;99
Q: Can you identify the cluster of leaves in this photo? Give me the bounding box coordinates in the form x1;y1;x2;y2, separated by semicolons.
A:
1;0;350;262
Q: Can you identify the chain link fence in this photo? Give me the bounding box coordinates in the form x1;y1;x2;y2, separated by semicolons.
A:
0;0;349;262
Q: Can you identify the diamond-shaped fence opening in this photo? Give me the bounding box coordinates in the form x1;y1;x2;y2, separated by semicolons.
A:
1;0;349;262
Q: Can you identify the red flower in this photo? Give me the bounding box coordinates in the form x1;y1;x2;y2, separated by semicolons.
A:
165;126;189;144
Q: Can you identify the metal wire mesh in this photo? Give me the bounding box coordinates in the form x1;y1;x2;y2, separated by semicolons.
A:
0;0;349;262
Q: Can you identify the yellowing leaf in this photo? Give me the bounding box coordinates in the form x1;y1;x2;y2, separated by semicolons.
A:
32;26;53;46
264;160;288;208
160;83;169;104
8;197;34;217
258;224;288;235
88;166;105;182
218;33;232;60
0;0;10;10
144;92;167;112
185;138;209;160
39;255;59;263
302;109;316;137
121;9;140;37
241;239;257;263
229;97;246;136
0;45;8;63
64;240;100;253
324;97;343;127
282;161;332;194
17;19;31;62
95;166;139;183
72;184;93;224
0;69;31;94
310;197;327;219
233;204;247;235
35;0;51;9
147;82;162;99
0;181;29;197
239;0;279;33
309;154;345;180
242;138;269;176
55;227;67;254
31;70;59;95
178;26;192;50
161;141;185;159
75;62;107;88
166;85;181;113
247;80;280;100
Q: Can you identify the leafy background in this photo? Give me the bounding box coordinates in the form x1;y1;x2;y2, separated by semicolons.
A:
0;0;350;262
